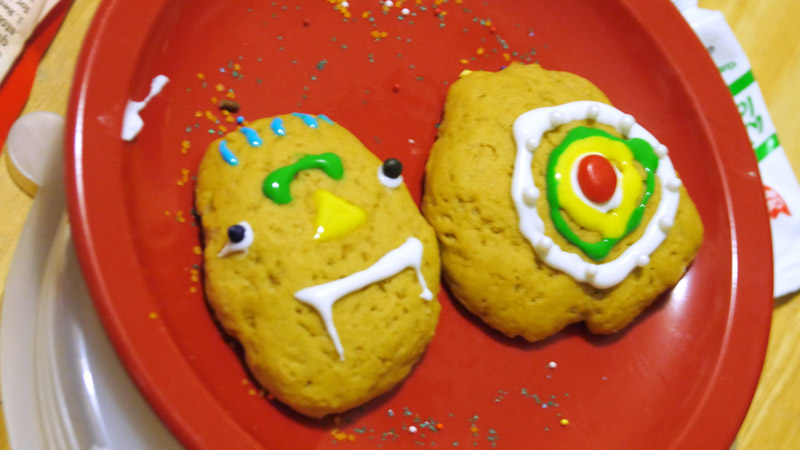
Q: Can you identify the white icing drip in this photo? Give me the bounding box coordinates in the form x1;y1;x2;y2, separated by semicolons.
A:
569;152;623;213
294;237;432;360
217;221;254;257
511;101;681;289
377;165;404;189
121;75;170;142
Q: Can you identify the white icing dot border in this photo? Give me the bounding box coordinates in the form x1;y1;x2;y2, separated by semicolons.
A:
511;101;681;289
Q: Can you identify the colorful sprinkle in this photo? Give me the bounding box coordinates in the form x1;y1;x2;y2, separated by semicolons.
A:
218;99;240;112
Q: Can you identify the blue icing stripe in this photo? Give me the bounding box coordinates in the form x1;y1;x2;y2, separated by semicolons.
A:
219;140;239;166
318;114;334;125
271;117;287;136
239;127;263;147
292;112;319;128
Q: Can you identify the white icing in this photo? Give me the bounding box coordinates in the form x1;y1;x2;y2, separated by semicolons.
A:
511;101;682;289
377;165;404;189
121;75;170;142
569;152;623;213
294;237;432;360
217;221;254;257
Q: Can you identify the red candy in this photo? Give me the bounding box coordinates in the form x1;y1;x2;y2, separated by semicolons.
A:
577;154;617;203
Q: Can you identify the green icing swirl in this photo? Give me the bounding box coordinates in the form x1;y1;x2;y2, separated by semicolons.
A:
545;127;659;261
263;153;344;204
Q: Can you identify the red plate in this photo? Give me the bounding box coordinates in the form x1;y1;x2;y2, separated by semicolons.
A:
66;0;772;448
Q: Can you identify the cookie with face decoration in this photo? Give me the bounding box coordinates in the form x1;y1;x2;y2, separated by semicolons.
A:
195;113;440;418
422;63;703;341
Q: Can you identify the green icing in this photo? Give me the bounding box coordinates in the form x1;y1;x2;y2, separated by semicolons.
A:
263;153;344;204
545;127;659;261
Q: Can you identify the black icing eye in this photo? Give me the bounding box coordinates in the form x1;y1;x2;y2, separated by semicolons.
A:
228;224;246;243
382;158;403;179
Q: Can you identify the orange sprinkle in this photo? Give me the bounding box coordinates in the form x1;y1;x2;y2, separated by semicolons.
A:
225;90;236;99
164;210;171;216
189;286;197;293
436;423;444;430
196;73;205;80
234;63;241;71
177;168;190;186
210;97;218;104
193;246;203;255
470;425;479;433
148;312;158;319
361;11;370;18
476;47;485;55
347;434;356;442
502;52;511;61
334;432;348;441
248;389;257;396
215;83;224;92
195;111;203;117
370;30;389;40
460;58;469;64
484;19;492;26
241;379;249;385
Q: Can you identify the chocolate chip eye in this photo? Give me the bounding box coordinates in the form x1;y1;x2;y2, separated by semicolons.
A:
382;158;403;179
228;224;247;243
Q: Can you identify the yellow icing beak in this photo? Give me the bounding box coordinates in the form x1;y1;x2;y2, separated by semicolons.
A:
312;189;367;241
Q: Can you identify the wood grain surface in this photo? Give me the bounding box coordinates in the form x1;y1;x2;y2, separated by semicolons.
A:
0;0;797;448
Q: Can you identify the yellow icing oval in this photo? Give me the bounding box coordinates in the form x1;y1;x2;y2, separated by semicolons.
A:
554;136;643;239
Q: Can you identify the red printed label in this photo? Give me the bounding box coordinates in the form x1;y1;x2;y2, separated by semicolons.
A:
765;184;791;219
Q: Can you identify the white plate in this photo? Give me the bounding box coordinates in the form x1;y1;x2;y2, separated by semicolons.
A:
1;113;181;450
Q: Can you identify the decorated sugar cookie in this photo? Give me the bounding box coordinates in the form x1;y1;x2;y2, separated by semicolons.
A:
422;63;703;342
195;113;440;418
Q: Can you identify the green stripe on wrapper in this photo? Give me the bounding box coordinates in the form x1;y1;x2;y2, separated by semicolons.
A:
755;133;781;162
729;70;755;96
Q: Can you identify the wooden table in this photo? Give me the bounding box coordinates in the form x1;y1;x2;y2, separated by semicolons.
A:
0;0;797;448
